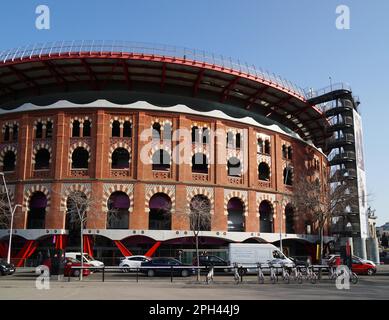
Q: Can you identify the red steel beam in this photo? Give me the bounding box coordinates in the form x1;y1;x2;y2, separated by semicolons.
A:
220;76;240;103
144;241;161;257
245;86;269;109
192;68;205;97
160;62;167;93
121;60;131;90
114;240;133;257
80;58;99;90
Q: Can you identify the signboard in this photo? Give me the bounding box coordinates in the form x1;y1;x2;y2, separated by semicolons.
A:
353;110;369;238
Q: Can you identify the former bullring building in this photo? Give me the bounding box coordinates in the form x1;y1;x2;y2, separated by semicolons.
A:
0;42;372;265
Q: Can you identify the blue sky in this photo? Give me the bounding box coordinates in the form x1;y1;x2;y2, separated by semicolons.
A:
0;0;388;224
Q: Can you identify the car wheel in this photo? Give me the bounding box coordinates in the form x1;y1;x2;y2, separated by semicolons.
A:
147;269;155;277
73;270;80;277
181;270;189;277
122;265;129;273
367;268;375;276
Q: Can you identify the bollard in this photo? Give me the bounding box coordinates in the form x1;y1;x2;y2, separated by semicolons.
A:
102;267;105;282
170;266;173;282
136;267;139;283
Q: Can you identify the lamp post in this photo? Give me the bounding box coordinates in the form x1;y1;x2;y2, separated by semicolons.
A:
0;172;22;264
275;200;282;253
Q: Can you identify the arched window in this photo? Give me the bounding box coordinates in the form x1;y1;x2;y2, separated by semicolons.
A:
149;193;172;230
112;148;130;169
107;192;130;229
152;150;170;171
282;145;288;158
112;120;120;137
227;157;241;177
192;153;208;174
34;149;50;170
189;195;211;231
27;192;47;229
264;140;270;154
83;120;91;137
258;162;270;181
3;151;16;172
227;197;245;232
227;132;234;148
287;146;293;160
152;123;161;140
163;123;172;140
123;121;132;138
3;126;10;141
283;167;293;186
72;147;89;169
259;201;273;233
72;120;81;137
46;121;53;138
65;192;87;246
202;128;209;144
191;126;199;143
257;138;264;153
285;204;295;234
235;133;241;149
12;125;18;141
35;122;43;139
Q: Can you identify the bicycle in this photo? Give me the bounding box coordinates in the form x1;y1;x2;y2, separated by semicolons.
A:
281;265;290;284
305;265;318;284
257;263;265;284
205;265;214;284
268;262;277;284
233;264;241;284
289;266;303;284
329;265;358;284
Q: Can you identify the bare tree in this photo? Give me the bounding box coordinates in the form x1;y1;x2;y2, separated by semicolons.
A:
291;174;359;263
65;191;100;280
176;195;211;281
0;192;10;229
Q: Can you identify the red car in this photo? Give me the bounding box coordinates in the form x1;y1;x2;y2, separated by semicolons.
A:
329;256;377;276
43;257;92;277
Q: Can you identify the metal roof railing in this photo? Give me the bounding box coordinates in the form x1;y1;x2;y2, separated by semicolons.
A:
0;40;307;98
304;82;352;100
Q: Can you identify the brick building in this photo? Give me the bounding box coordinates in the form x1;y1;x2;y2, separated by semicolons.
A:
0;42;333;265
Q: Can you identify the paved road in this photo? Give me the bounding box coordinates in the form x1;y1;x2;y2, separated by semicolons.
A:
1;266;388;300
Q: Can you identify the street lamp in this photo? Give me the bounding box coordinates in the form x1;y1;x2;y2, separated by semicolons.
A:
0;172;22;264
274;200;282;253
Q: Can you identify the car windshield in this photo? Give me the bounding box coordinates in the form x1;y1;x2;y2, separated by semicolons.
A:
272;251;286;259
83;254;93;261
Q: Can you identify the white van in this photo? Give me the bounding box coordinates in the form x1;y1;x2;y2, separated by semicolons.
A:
65;252;104;268
228;243;294;273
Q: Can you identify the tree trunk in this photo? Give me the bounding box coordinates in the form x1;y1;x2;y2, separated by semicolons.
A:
80;224;83;281
195;233;200;282
320;225;324;264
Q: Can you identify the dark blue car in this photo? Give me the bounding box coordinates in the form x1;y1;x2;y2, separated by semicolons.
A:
141;257;195;277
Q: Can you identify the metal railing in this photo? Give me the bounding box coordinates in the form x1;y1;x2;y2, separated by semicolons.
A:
0;40;307;98
66;263;335;284
305;83;352;100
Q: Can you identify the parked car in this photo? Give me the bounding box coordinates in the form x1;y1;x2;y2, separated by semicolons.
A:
0;259;16;276
44;257;92;277
328;255;377;275
193;255;230;273
119;255;151;272
141;257;195;277
64;257;92;277
65;252;104;269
